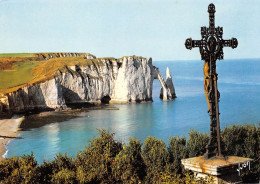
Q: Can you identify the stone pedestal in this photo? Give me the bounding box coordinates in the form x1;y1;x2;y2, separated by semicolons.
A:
181;156;253;184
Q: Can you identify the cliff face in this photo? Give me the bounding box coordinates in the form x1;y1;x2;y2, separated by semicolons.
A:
1;56;176;113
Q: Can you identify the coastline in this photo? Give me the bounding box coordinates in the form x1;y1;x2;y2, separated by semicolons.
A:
0;104;119;160
0;116;24;161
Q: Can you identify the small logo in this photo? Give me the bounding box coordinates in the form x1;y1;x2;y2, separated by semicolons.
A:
237;161;251;176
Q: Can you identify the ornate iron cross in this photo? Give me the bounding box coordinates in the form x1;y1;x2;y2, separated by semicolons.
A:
185;3;238;159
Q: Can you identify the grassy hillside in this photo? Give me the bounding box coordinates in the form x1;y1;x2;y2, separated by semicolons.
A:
0;61;39;90
0;53;101;94
0;53;34;58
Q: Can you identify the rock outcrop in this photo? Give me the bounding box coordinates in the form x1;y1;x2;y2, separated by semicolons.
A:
159;67;176;100
1;55;176;113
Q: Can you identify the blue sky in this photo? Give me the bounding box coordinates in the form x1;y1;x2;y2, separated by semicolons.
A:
0;0;259;60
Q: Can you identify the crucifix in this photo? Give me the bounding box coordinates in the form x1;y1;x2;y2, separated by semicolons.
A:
185;3;238;159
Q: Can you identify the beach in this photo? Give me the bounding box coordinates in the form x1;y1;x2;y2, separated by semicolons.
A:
0;116;24;161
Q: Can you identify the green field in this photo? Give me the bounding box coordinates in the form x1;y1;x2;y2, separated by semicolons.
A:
0;61;39;90
0;53;139;94
0;52;107;94
0;53;34;58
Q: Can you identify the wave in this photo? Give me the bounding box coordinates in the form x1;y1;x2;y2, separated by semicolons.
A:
2;149;8;158
1;133;21;159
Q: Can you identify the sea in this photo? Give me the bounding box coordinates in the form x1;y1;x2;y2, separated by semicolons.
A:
4;59;260;164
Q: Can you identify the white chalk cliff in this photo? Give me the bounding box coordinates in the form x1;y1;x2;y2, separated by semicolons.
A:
1;56;176;113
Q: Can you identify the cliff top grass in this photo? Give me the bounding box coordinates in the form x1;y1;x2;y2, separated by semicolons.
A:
0;53;101;94
0;53;35;58
0;53;96;58
0;53;147;95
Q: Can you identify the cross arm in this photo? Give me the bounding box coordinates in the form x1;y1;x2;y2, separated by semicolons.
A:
185;38;201;50
222;38;238;49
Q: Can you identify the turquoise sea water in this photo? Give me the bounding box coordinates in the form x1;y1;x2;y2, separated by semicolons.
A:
5;59;260;164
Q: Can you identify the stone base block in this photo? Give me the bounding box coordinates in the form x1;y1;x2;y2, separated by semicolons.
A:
181;156;253;184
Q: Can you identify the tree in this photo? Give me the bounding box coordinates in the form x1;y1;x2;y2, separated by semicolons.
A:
168;135;187;174
74;129;122;183
113;138;146;183
142;136;168;183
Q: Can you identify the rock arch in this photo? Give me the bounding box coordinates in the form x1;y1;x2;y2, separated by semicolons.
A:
152;66;176;101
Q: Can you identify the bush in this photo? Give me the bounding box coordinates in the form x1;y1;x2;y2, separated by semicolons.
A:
51;168;76;184
0;125;258;183
53;153;75;173
186;129;209;158
153;170;214;184
221;123;260;182
142;136;168;183
37;153;75;183
0;153;38;183
74;129;122;183
168;135;187;174
37;161;56;183
113;138;146;183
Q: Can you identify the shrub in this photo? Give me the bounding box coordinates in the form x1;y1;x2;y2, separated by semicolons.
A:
157;170;214;184
37;161;56;183
74;129;122;183
221;123;260;182
168;135;187;174
0;125;258;183
52;153;75;172
186;129;209;157
142;136;168;183
51;168;76;184
37;153;75;183
0;153;38;183
113;138;146;183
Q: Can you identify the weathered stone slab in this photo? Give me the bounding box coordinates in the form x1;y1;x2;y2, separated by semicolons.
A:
181;156;253;184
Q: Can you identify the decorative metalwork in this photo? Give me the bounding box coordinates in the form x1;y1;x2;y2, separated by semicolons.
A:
185;3;238;159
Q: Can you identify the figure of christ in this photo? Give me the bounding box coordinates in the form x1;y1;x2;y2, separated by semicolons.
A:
203;61;210;113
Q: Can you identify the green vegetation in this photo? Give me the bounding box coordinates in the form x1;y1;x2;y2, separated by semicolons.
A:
0;53;34;58
0;53;145;94
0;53;103;94
0;61;39;90
0;124;259;183
31;57;104;85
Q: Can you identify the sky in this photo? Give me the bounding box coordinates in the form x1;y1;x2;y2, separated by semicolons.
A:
0;0;259;61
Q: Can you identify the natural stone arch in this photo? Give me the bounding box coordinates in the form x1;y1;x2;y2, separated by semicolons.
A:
152;66;176;101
